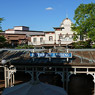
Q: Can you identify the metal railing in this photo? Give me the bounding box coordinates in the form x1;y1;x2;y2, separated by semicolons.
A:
30;40;76;46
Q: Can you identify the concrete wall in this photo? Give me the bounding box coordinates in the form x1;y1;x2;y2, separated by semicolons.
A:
5;31;15;34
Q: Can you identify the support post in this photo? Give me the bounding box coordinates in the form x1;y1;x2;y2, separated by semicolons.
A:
10;73;12;87
93;74;95;95
62;68;65;88
4;66;7;88
49;49;51;61
66;68;68;93
13;73;15;85
67;45;69;62
74;68;76;75
6;67;10;87
94;82;95;95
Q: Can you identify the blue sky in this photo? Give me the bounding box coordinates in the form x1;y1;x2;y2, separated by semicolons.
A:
0;0;95;31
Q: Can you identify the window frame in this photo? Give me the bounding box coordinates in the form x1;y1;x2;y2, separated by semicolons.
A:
49;36;53;41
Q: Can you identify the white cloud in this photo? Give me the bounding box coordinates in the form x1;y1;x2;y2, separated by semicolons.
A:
46;7;53;10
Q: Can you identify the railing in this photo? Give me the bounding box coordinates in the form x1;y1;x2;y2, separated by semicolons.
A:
29;40;76;46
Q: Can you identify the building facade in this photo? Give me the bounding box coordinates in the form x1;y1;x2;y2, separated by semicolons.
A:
29;18;80;48
3;18;80;48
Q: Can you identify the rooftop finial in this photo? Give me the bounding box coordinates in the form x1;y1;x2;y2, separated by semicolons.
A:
66;10;68;18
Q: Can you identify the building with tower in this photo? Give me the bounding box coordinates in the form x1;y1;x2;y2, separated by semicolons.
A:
2;18;80;48
29;18;80;48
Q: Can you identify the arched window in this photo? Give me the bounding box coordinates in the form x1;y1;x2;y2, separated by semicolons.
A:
65;33;69;37
40;38;43;43
49;36;53;41
33;38;37;43
59;33;63;40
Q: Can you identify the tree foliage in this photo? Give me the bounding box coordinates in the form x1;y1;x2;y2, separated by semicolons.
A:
72;3;95;42
0;17;9;48
0;36;7;48
0;18;4;32
0;36;6;43
15;45;34;49
71;40;91;49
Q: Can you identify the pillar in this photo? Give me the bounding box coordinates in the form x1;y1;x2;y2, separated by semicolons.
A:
4;66;7;88
5;67;10;88
66;68;68;93
13;73;15;85
93;74;95;95
10;73;13;87
4;65;16;88
62;68;65;88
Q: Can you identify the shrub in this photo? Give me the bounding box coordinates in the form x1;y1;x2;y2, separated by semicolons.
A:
15;44;34;49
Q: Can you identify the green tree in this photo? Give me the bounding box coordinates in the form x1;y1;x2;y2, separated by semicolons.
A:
72;3;95;42
0;36;6;43
0;35;6;48
71;40;91;49
0;18;4;32
0;18;7;48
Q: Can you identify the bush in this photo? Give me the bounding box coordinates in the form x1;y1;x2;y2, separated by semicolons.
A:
71;40;91;49
15;44;34;49
0;42;12;48
92;44;95;48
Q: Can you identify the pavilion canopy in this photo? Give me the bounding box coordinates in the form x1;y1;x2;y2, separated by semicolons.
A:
0;49;95;66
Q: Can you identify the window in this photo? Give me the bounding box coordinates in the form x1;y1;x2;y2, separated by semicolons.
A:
33;38;37;43
59;33;63;39
40;38;43;43
49;36;53;41
65;33;69;37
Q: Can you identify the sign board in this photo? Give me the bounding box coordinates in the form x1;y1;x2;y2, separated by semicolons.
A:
30;53;72;58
